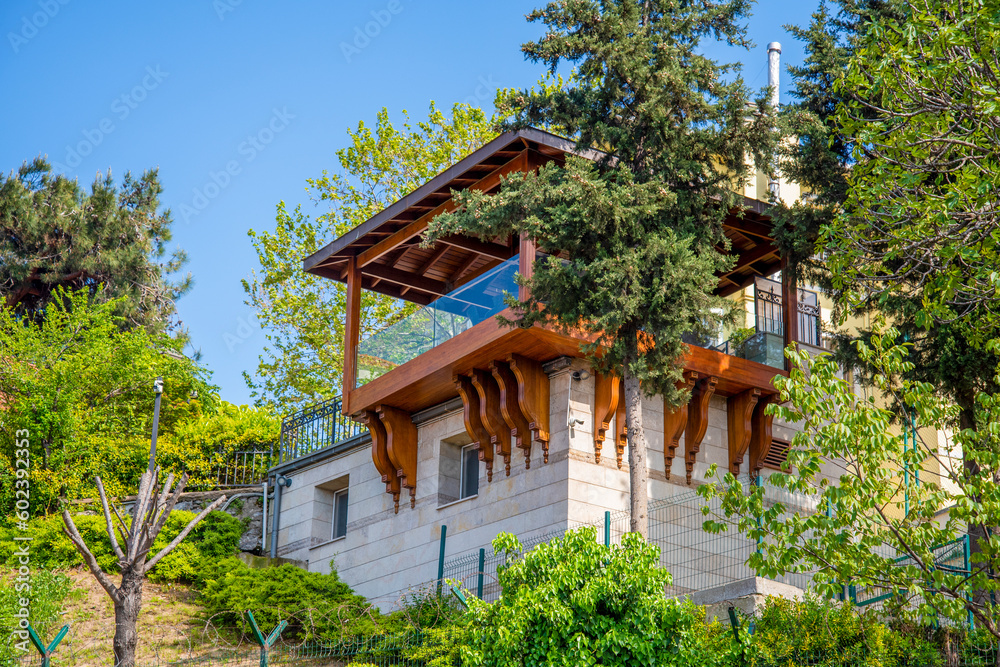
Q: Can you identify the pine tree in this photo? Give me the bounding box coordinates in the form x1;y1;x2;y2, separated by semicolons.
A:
0;158;189;332
426;0;776;536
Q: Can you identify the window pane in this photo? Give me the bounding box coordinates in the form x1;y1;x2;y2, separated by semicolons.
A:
333;490;348;539
461;446;479;499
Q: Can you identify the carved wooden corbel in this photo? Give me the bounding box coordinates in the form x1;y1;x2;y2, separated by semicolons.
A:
684;375;718;485
490;360;533;469
377;405;418;509
455;374;494;481
614;391;627;469
471;368;511;477
593;373;621;464
664;372;697;480
748;395;776;476
727;387;761;475
507;354;550;463
361;410;402;513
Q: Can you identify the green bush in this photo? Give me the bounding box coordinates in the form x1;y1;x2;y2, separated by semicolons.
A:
198;557;408;640
0;510;243;583
0;569;71;663
749;595;944;667
462;527;735;667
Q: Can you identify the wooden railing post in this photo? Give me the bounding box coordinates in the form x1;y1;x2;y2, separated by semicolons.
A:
781;258;799;371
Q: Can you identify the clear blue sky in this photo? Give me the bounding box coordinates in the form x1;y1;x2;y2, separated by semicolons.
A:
1;0;819;409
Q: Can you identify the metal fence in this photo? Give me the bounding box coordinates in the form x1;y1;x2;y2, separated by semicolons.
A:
279;396;365;463
212;448;274;488
440;476;818;603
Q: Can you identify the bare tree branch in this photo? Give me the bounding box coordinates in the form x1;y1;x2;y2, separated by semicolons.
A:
62;509;121;604
144;494;226;574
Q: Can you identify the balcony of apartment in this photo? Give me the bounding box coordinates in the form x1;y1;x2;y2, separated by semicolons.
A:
278;128;818;505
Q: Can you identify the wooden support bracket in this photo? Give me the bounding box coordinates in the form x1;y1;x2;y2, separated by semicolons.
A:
593;373;621;464
471;368;511;477
727;388;761;475
455;374;495;481
614;390;627;469
685;375;718;485
748;396;776;476
664;372;698;480
377;405;418;509
507;354;550;463
361;410;402;513
490;360;533;469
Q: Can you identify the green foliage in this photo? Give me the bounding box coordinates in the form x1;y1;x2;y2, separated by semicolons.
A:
0;511;242;583
156;401;280;490
198;556;404;640
426;1;777;406
704;326;1000;633
0;157;190;331
828;0;1000;329
461;527;735;666
244;102;498;410
0;569;71;663
0;288;217;517
749;595;943;667
406;623;467;667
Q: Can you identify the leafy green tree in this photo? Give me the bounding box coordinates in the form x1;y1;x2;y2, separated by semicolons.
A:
460;528;734;666
0;158;190;331
243;103;497;410
705;327;1000;638
0;288;216;516
827;0;1000;330
425;0;776;536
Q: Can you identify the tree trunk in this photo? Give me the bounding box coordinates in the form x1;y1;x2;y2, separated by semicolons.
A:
623;370;649;538
113;566;144;667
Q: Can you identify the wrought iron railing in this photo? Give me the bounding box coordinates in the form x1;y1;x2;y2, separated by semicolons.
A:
279;396;366;463
212;448;274;487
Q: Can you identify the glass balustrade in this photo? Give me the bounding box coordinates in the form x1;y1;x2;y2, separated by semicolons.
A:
356;255;520;386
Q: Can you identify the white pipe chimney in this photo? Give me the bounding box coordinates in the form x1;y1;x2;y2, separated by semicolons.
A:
767;41;781;198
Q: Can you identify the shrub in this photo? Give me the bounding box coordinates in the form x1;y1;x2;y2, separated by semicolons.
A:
749;595;944;667
0;569;71;663
462;527;735;667
198;557;408;640
0;510;243;583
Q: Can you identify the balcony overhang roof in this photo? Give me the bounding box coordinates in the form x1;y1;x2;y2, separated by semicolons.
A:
303;126;783;303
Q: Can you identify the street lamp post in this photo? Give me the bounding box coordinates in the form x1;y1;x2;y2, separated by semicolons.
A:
147;377;163;473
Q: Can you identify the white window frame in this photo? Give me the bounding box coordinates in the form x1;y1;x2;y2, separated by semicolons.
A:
332;488;349;540
459;443;479;500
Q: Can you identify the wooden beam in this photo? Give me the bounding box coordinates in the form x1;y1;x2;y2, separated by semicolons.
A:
363;263;450;298
438;235;515;261
748;396;776;476
490;360;533;469
664;372;698;480
724;217;774;241
342;257;361;415
449;252;481;284
507;354;550;463
518;234;536;302
614;388;627;470
360;411;401;513
593;373;621;464
357;150;529;268
416;244;451;276
471;368;511;477
377;404;418;509
685;375;718;485
455;374;495;482
720;242;778;280
727;387;761;475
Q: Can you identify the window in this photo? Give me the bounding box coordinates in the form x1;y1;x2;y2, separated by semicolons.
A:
332;488;349;540
438;434;479;506
460;444;479;500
